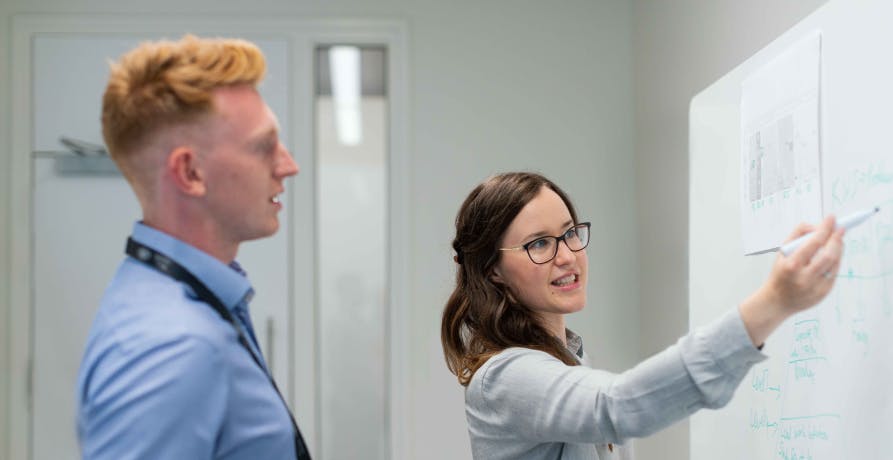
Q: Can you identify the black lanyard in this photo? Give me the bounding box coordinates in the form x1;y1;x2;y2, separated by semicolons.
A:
126;237;311;460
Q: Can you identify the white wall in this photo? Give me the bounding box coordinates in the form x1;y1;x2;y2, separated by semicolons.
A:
2;1;849;459
632;1;828;459
0;1;637;458
0;2;11;454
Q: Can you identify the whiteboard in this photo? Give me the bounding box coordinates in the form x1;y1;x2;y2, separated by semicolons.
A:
689;1;893;459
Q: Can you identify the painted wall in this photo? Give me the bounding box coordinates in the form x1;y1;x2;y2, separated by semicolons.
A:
1;1;847;458
0;1;637;458
632;1;828;459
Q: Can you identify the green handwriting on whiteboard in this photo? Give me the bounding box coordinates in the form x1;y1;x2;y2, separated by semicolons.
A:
830;161;893;209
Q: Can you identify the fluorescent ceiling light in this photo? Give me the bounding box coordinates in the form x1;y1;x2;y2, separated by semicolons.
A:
330;46;362;146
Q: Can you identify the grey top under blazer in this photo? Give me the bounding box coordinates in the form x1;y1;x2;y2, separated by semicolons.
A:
465;308;766;459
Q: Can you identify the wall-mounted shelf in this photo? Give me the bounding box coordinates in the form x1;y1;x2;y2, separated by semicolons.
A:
33;151;121;176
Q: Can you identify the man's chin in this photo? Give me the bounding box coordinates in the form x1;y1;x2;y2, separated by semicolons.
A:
242;224;279;243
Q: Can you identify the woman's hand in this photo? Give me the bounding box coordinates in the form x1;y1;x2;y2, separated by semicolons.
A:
739;216;846;347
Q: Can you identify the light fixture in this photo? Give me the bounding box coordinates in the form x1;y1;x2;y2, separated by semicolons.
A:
329;46;362;146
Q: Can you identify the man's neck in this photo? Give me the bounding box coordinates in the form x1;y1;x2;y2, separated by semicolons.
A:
141;217;238;264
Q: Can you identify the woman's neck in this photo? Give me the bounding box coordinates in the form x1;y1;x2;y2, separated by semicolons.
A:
540;313;567;347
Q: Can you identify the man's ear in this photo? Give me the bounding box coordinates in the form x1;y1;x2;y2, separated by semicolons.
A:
167;147;206;196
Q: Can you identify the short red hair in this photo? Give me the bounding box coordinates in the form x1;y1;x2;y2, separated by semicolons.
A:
101;35;266;169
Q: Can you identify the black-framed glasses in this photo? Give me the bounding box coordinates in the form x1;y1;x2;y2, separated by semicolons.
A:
499;222;591;264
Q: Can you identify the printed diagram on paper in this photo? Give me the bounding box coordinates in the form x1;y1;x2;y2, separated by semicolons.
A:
741;33;823;255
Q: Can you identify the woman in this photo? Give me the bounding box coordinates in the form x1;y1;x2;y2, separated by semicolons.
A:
441;172;843;459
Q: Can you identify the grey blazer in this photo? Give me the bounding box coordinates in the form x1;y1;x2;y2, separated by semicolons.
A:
465;308;766;459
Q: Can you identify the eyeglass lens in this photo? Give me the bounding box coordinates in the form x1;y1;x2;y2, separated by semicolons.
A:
526;224;590;264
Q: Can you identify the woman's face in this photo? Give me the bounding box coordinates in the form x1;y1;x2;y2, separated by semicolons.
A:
492;186;588;319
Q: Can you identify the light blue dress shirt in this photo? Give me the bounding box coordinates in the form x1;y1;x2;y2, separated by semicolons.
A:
77;222;297;459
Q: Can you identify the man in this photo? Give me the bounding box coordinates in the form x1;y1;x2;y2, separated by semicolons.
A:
76;35;309;459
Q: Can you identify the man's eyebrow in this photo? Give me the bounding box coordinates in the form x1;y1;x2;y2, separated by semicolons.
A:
249;111;281;143
249;127;278;147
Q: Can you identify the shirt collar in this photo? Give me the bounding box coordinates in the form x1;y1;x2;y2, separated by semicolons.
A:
565;328;584;359
130;222;254;311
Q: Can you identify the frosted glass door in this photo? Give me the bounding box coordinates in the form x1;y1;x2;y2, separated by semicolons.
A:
315;45;389;460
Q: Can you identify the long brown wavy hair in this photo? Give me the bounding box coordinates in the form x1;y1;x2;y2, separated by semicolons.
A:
441;172;581;386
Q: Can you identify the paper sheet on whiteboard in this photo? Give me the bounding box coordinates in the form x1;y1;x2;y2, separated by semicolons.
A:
740;33;823;255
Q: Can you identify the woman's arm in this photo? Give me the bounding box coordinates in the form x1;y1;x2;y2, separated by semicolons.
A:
468;308;764;446
739;216;845;347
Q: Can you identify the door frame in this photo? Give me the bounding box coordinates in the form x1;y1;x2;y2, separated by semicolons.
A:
6;14;410;460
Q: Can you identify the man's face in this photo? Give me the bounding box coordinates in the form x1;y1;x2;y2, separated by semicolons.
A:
200;85;299;245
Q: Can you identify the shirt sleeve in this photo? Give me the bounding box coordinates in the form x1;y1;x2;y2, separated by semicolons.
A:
79;335;229;460
466;308;766;445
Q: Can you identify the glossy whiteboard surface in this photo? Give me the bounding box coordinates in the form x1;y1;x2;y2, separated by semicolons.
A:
690;1;893;458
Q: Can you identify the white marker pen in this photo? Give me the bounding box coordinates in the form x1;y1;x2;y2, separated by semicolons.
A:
779;207;880;256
